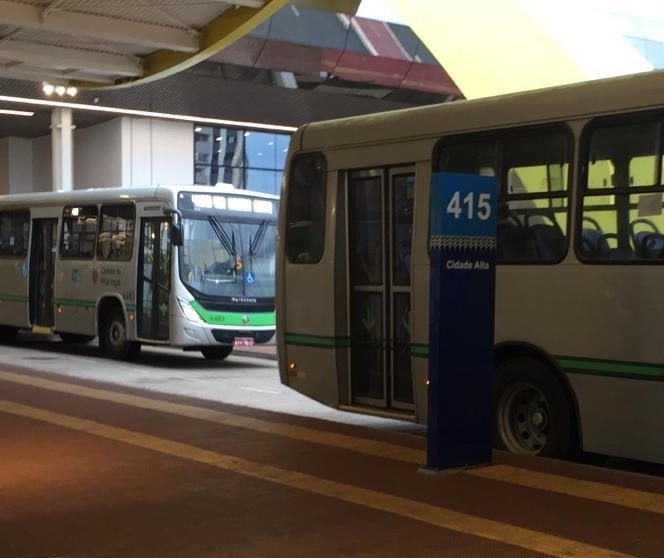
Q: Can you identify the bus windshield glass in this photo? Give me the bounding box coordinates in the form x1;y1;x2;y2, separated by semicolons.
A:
178;191;278;300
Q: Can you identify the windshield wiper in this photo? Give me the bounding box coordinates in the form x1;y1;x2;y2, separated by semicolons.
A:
208;216;236;256
249;220;268;256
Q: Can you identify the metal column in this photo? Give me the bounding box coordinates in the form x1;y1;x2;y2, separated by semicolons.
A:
51;107;74;192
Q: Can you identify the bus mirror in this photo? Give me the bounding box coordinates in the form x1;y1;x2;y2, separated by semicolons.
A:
163;207;183;246
172;224;183;246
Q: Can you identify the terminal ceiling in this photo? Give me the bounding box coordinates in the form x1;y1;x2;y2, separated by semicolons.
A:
0;0;361;87
0;1;459;139
0;0;462;140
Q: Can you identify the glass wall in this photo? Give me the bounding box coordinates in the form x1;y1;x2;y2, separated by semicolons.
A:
194;126;291;195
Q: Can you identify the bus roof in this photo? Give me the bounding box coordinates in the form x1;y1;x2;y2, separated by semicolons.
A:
0;184;279;208
297;70;664;150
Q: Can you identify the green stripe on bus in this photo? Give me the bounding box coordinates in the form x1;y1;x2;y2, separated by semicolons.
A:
54;299;136;311
556;356;664;381
0;293;27;303
55;298;97;309
284;333;431;355
285;333;351;348
190;300;275;327
411;343;429;358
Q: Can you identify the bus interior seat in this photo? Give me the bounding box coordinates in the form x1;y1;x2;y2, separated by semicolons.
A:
497;211;526;260
630;218;663;258
525;210;565;260
580;216;611;258
640;232;664;258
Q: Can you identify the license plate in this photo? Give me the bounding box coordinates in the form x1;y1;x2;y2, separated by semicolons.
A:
233;337;255;347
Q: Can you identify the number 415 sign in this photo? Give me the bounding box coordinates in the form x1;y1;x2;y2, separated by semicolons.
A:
430;172;497;238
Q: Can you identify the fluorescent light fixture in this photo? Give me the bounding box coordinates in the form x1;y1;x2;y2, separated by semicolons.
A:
0;109;34;117
0;95;298;133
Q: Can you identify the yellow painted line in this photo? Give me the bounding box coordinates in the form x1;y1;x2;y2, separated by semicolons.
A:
0;400;637;558
467;464;664;515
0;370;423;464
3;369;664;521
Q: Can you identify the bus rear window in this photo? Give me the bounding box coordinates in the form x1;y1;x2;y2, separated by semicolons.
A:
285;154;326;264
0;210;29;257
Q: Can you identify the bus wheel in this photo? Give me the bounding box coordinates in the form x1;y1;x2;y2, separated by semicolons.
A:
200;345;233;360
494;357;573;458
102;308;141;360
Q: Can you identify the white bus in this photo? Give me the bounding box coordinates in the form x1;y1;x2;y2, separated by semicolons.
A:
276;69;664;464
0;184;278;360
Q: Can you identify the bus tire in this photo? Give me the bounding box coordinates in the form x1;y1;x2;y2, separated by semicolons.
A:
101;307;141;361
201;345;233;360
494;356;573;458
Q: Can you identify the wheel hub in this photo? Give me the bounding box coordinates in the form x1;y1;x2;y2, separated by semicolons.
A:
498;382;549;454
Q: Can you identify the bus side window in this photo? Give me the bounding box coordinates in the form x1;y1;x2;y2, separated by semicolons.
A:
436;127;570;264
61;205;98;259
0;210;29;257
97;203;135;261
580;118;664;262
285;153;326;264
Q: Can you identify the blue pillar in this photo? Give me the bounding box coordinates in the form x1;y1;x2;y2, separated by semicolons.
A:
426;171;497;471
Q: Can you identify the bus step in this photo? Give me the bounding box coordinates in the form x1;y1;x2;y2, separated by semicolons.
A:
31;325;54;335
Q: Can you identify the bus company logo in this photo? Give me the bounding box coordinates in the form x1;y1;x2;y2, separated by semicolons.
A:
231;296;257;304
92;269;99;284
242;314;249;324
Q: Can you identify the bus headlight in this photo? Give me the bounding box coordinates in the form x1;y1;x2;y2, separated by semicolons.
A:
177;297;203;324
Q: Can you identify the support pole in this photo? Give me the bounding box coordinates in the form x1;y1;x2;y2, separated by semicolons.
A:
51;107;74;191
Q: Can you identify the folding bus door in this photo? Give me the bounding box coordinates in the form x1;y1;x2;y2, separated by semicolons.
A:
137;217;171;341
347;167;415;411
29;218;58;330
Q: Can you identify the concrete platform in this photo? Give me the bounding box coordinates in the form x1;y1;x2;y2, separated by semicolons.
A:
1;360;663;558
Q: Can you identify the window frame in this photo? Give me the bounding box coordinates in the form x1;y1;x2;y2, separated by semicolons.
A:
0;209;30;258
433;123;574;265
97;202;136;261
60;204;99;260
577;110;664;264
285;152;327;264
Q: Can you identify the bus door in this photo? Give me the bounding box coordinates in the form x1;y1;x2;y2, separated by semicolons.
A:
137;217;171;341
347;167;415;410
29;218;58;329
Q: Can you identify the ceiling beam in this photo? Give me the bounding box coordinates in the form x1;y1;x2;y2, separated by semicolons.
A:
0;63;115;84
293;0;361;14
0;41;142;77
211;0;265;8
0;0;199;53
69;0;361;89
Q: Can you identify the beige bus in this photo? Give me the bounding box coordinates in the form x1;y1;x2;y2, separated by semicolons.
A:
276;69;664;463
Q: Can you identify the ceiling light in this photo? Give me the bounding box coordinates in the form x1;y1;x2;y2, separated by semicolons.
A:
0;109;34;117
42;82;78;98
0;94;298;133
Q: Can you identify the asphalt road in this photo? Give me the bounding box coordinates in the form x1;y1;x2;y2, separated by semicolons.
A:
0;333;424;434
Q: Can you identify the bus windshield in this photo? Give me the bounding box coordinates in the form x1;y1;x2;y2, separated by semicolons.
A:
179;215;277;299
